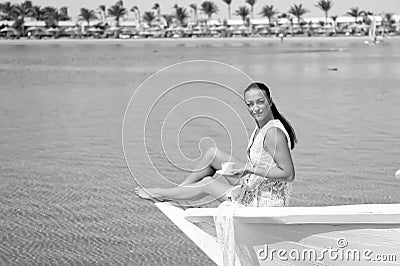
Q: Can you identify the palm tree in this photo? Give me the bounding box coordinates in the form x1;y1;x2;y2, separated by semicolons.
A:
59;7;70;21
0;2;15;20
384;13;394;33
98;5;106;25
143;11;156;27
315;0;333;24
331;15;338;33
51;11;64;27
131;6;140;27
11;0;32;35
235;6;250;25
245;0;256;19
79;8;98;27
259;5;278;26
347;7;362;23
200;1;219;20
162;14;173;28
42;6;59;27
152;3;161;23
222;0;232;19
174;5;189;27
30;5;43;21
360;10;372;25
108;2;127;27
288;15;295;35
279;13;288;18
288;4;309;29
189;3;198;25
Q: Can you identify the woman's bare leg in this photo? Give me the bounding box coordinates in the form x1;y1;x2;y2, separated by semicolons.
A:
136;176;233;202
179;147;245;186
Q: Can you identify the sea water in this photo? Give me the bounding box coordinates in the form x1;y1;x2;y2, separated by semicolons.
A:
1;37;399;264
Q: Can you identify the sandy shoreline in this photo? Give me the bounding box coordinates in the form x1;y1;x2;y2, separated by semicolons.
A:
1;35;398;45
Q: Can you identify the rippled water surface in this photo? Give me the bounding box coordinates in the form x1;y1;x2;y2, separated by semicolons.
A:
1;37;400;264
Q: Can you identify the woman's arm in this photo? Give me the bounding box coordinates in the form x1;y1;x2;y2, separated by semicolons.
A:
235;127;295;181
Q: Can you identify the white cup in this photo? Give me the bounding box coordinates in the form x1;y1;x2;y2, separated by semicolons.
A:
221;162;235;173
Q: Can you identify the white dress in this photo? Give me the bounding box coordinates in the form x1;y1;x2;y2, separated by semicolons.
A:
229;119;292;207
214;120;294;266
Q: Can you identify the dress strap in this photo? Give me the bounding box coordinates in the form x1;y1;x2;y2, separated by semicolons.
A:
246;127;258;165
261;120;291;148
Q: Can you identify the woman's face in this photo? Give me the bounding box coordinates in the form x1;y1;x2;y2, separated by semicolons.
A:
244;89;271;124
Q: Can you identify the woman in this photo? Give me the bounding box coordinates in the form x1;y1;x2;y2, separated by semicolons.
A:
135;82;297;207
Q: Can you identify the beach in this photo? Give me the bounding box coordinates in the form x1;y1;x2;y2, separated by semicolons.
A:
0;34;393;44
1;36;400;264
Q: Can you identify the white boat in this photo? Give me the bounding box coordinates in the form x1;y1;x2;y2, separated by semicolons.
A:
156;202;400;265
369;17;377;42
366;16;380;45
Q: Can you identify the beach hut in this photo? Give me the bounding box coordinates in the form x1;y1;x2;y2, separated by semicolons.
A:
119;27;136;38
26;26;46;38
335;16;364;33
64;27;82;38
347;22;369;34
104;26;121;38
227;19;244;27
47;27;60;33
88;27;103;32
24;20;46;27
304;17;333;25
58;21;76;28
121;27;133;33
64;27;76;33
216;25;227;31
208;19;221;26
209;25;218;31
137;28;153;38
193;25;203;30
87;27;104;38
254;24;267;30
120;20;138;32
0;27;17;33
0;27;19;38
45;27;61;38
0;20;12;27
107;26;120;32
173;26;185;31
250;18;270;27
238;25;249;31
277;17;291;26
58;21;77;36
190;25;205;37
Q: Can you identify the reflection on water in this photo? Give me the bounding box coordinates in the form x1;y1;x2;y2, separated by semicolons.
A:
1;38;400;264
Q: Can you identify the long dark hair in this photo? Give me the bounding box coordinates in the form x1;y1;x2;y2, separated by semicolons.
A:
244;82;298;149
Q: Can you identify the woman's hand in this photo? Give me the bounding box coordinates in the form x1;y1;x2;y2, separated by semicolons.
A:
232;165;254;177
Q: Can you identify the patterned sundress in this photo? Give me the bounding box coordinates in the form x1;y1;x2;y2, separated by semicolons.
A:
232;119;292;207
214;120;294;265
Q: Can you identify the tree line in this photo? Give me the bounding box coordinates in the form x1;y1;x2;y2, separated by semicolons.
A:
0;0;397;34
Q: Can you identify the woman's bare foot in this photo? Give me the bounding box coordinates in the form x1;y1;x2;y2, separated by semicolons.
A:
135;187;162;201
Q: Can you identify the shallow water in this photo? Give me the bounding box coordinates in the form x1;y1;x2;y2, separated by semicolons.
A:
1;37;400;264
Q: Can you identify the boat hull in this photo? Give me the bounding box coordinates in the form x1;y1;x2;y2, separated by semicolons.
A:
155;203;400;266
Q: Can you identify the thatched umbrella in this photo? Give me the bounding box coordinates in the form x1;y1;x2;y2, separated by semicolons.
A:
26;26;46;38
88;28;103;33
0;27;18;34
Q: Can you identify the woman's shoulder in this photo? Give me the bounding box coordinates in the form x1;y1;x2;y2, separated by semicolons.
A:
263;120;291;147
265;119;284;129
262;120;286;135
